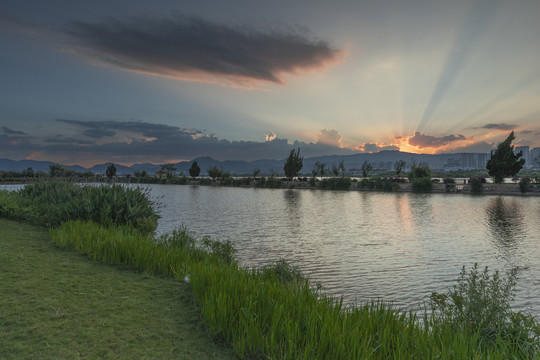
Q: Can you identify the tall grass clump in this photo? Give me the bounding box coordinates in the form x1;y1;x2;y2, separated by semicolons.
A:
8;181;158;233
429;264;540;356
318;177;351;190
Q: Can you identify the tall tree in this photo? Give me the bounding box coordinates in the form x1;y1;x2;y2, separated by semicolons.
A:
189;161;201;179
338;160;346;177
486;131;525;184
361;160;373;178
161;163;177;177
283;148;303;181
207;166;222;180
331;162;340;177
106;163;116;179
394;160;406;176
49;164;65;177
315;161;326;179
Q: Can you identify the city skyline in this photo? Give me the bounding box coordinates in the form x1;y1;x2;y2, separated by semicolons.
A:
2;0;540;166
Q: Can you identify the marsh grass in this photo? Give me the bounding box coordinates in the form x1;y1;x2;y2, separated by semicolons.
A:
2;181;158;233
49;220;540;359
0;218;235;360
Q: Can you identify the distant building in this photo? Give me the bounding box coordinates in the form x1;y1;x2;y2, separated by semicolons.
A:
530;147;540;168
515;146;531;167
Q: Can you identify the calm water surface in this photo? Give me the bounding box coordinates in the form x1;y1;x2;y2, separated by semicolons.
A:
3;183;539;315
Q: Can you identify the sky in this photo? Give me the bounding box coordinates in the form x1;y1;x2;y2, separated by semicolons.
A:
1;0;540;166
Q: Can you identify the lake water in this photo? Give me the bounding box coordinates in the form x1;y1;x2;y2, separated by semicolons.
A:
148;184;540;314
2;183;540;315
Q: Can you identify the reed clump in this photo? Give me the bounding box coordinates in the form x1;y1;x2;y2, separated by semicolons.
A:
1;181;158;233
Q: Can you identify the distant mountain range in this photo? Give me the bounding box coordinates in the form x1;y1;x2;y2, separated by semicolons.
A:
0;150;490;176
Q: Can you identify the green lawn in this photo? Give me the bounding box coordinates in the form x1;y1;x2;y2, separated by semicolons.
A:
0;218;235;360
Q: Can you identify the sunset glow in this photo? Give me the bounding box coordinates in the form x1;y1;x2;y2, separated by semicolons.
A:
1;0;540;166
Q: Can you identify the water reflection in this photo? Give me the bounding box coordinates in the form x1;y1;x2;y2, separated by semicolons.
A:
485;197;527;250
284;190;302;238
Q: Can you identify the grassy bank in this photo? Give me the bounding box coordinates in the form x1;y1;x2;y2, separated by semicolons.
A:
0;218;235;359
2;182;540;359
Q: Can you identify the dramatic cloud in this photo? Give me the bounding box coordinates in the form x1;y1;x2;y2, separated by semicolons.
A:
265;130;277;142
446;141;496;153
0;120;356;164
519;130;534;135
65;14;341;86
408;131;467;148
481;123;518;130
355;143;399;153
315;129;342;147
1;126;27;136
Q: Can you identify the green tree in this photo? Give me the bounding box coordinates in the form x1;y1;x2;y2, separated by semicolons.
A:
315;161;326;179
361;160;373;178
408;162;432;193
207;166;222;180
106;163;116;179
283;148;303;181
189;161;201;179
252;168;261;177
407;163;431;181
486;131;525;184
338;160;346;177
23;167;34;178
49;164;65;177
160;163;177;177
331;162;340;177
394;160;406;176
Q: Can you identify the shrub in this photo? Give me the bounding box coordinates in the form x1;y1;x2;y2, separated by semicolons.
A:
520;177;531;193
318;177;351;190
9;181;158;233
429;264;540;349
411;177;432;193
470;177;484;195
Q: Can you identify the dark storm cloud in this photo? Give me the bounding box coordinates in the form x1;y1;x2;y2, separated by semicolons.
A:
19;120;352;162
409;131;466;148
44;136;95;145
481;123;518;130
56;119;202;139
448;141;495;153
64;14;340;85
1;126;27;136
82;128;116;139
360;143;399;153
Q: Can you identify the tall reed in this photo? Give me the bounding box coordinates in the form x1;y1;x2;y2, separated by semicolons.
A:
7;181;159;233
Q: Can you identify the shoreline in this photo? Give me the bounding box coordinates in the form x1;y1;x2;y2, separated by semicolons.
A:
2;177;540;196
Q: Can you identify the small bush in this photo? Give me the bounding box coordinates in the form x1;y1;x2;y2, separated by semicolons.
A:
318;177;351;190
9;181;158;233
470;177;484;195
412;177;432;193
520;177;531;193
430;264;540;348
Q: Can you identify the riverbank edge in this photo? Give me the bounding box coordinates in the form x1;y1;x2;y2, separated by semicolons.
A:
3;178;540;196
155;179;540;196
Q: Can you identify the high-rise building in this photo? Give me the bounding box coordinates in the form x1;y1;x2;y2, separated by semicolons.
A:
531;147;540;168
515;146;530;166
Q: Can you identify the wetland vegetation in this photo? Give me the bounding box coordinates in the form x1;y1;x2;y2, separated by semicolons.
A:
1;181;540;359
